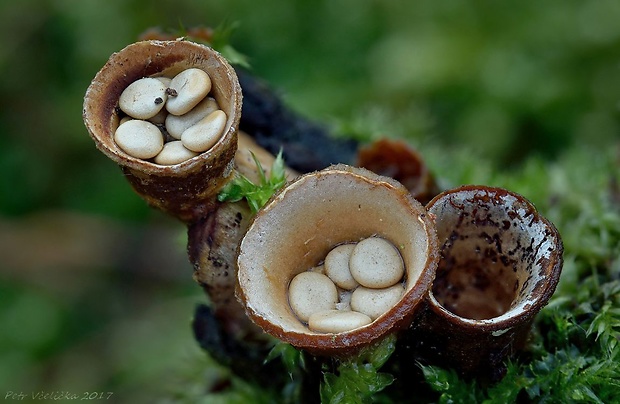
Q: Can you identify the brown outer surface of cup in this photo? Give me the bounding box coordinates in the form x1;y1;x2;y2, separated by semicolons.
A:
414;185;563;380
83;39;242;222
236;164;439;357
356;139;440;205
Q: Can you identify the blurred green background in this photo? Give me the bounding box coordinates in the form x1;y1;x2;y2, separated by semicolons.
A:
0;0;618;402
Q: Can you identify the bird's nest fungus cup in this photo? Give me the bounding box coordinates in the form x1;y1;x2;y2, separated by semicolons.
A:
416;185;563;378
83;39;242;222
236;165;439;356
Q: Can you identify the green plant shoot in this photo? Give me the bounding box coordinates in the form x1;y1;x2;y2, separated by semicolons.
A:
320;334;397;404
217;150;287;213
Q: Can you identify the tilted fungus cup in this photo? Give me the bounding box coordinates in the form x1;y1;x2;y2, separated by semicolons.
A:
236;164;439;356
356;139;440;205
83;39;242;222
414;185;563;380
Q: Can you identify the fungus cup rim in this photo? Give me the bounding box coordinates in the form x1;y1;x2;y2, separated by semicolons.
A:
236;164;439;356
82;39;242;176
425;184;563;332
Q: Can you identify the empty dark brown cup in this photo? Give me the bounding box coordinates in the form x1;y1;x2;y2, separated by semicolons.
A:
413;185;563;380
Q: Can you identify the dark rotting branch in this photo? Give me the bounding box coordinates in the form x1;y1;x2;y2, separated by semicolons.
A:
236;68;359;173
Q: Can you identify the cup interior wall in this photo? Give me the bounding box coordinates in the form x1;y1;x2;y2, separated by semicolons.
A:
238;170;433;335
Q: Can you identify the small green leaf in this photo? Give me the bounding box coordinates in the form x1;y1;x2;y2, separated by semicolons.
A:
319;335;396;404
420;365;451;392
218;150;287;213
209;20;251;68
265;342;305;378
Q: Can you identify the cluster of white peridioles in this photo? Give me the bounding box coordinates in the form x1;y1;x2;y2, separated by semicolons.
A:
114;68;227;165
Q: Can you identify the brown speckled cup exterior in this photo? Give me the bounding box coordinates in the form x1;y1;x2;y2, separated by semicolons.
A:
83;40;242;222
414;185;563;380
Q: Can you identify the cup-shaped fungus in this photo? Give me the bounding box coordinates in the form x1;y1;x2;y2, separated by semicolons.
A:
357;139;440;205
83;39;242;222
414;185;563;380
236;164;438;356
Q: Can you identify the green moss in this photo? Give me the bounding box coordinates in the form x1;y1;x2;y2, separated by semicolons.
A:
217;150;286;213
